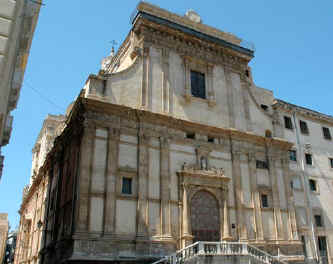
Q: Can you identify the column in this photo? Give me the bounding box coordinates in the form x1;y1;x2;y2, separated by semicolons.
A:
160;137;172;238
207;64;216;107
104;127;120;235
181;184;193;247
222;196;232;240
76;120;95;233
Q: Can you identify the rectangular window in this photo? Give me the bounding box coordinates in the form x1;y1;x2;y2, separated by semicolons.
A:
186;132;195;139
208;136;215;143
261;194;269;208
289;150;297;162
256;160;269;169
322;127;332;140
190;70;206;99
309;179;317;192
299;120;309;134
314;215;323;227
284;116;293;129
122;177;132;195
305;153;312;165
330;158;333;169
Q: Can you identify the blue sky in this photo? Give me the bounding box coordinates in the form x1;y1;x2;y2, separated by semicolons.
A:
0;0;332;229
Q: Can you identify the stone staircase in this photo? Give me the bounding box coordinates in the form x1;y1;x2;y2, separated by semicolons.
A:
152;241;289;264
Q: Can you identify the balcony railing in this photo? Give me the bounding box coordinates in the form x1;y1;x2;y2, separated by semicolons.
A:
152;241;290;264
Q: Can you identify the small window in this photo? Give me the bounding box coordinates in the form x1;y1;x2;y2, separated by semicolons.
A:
299;120;309;134
329;158;333;169
245;69;250;77
284;116;293;129
261;104;268;111
322;127;332;140
314;215;323;227
305;153;312;165
289;150;297;162
256;160;269;169
261;194;269;208
309;179;317;192
186;132;195;139
207;136;215;143
122;177;132;194
190;70;206;99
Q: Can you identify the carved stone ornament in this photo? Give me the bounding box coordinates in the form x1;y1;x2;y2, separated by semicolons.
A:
181;162;226;179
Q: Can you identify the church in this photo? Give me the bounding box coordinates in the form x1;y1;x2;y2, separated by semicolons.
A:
14;2;333;264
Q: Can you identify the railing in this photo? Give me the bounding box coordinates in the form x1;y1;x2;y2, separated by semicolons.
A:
152;241;289;264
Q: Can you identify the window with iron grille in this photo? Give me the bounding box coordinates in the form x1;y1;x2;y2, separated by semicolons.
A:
284;116;293;129
261;194;269;208
314;215;323;227
299;120;309;134
256;160;269;169
122;177;132;195
309;179;317;192
322;127;332;140
190;70;206;99
305;153;312;165
289;150;297;162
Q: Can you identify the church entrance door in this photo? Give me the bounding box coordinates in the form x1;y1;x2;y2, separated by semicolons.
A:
190;191;220;242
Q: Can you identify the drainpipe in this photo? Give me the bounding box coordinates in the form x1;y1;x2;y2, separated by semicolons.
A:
292;111;319;263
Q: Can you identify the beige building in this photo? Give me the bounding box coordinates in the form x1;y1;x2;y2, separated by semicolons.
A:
0;213;9;263
14;114;65;264
0;0;42;180
15;2;333;264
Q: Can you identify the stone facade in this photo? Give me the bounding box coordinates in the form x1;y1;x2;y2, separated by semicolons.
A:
15;2;333;264
14;115;65;264
0;0;42;180
0;213;9;264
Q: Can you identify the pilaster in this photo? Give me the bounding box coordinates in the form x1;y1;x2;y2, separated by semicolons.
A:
76;120;95;233
136;131;149;239
267;151;283;240
240;76;252;132
141;46;150;108
224;68;235;128
161;48;170;114
104;127;120;235
159;136;172;239
231;147;247;240
248;152;264;241
181;184;193;247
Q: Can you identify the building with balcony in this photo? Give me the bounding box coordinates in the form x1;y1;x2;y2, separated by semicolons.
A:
14;2;333;264
0;0;42;180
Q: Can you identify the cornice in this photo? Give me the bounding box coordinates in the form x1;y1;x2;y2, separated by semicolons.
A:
81;97;293;150
273;99;333;126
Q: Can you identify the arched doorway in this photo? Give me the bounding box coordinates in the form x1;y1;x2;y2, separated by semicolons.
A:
190;190;220;242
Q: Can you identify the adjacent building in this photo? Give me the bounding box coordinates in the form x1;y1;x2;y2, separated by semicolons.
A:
14;2;333;264
0;0;42;180
14;114;65;264
0;213;9;264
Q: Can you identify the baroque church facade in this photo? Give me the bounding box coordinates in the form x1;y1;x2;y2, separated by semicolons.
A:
14;2;333;264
